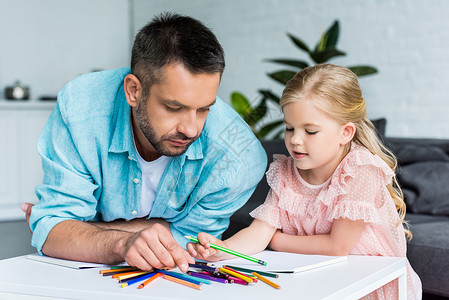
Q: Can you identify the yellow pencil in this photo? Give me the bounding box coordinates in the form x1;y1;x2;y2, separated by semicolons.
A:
252;272;281;289
219;267;253;283
115;271;151;280
163;275;203;290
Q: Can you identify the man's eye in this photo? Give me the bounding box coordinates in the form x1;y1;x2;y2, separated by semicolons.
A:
306;130;318;135
166;106;182;112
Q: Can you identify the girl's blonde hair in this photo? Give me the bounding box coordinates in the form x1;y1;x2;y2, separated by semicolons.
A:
280;64;411;238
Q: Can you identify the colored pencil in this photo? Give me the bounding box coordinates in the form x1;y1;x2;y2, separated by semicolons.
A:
227;276;249;285
119;272;155;283
194;261;213;266
222;265;279;278
187;271;229;284
188;263;219;273
110;265;136;270
115;271;151;280
138;272;163;289
172;272;212;285
121;272;156;288
219;267;253;283
223;266;257;282
163;275;202;290
185;236;267;266
157;270;204;286
252;272;281;289
100;267;139;275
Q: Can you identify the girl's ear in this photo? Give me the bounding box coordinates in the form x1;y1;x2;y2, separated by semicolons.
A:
124;74;142;108
340;122;356;146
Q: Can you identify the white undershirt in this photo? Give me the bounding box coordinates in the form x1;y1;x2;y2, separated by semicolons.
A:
134;147;171;218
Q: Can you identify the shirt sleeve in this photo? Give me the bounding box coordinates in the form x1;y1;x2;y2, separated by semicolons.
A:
30;101;99;254
249;189;282;229
329;164;385;224
170;140;268;248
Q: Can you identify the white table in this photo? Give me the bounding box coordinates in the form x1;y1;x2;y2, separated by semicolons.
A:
0;255;406;300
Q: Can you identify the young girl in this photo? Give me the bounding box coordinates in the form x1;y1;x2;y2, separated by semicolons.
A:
187;64;422;299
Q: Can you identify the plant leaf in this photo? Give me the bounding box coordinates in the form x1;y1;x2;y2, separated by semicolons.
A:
257;120;284;139
324;20;339;49
315;20;339;52
230;91;251;115
347;65;378;77
245;97;267;126
265;59;309;70
258;89;281;105
267;70;297;85
287;33;310;53
310;48;346;64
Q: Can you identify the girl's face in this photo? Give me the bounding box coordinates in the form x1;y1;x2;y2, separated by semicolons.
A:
283;99;352;185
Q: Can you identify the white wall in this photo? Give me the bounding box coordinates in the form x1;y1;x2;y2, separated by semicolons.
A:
1;0;448;138
0;0;130;99
133;0;449;138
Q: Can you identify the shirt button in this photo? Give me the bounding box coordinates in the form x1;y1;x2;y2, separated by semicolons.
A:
131;211;137;215
133;178;139;184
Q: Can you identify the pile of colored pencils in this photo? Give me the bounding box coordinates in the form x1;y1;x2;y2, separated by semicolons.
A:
99;262;281;290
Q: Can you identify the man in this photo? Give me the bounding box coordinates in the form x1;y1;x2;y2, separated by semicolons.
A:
22;13;267;272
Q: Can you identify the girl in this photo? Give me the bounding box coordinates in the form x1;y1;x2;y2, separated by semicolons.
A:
187;64;421;299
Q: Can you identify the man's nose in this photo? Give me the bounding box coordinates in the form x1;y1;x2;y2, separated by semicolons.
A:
177;111;198;139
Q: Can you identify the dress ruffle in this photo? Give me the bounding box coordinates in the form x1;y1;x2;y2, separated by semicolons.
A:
266;144;394;223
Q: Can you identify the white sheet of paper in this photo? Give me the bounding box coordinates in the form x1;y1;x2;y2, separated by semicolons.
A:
217;250;347;273
26;253;113;269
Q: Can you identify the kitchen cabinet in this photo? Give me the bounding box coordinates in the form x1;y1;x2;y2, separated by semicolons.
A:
0;100;55;220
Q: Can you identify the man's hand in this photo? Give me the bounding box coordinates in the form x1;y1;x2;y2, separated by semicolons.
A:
124;223;194;272
21;202;194;272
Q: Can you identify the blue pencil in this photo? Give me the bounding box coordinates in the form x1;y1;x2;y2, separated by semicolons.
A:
121;272;157;288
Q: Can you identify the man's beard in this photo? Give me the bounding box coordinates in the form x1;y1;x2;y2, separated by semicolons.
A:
135;100;197;157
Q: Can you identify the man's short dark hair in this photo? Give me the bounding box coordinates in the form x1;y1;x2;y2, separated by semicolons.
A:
131;12;225;93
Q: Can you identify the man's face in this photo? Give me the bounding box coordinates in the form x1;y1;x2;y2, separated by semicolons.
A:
135;64;220;157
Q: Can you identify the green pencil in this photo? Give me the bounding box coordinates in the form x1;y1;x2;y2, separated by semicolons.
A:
184;235;267;266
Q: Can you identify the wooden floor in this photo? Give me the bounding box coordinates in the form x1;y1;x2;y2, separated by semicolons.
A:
0;220;36;259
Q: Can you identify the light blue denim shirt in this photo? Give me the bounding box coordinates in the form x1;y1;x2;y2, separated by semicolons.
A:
30;68;267;253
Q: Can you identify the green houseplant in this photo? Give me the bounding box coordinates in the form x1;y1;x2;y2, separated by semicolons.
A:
231;20;378;139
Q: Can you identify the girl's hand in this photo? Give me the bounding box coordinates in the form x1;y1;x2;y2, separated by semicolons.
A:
186;232;226;262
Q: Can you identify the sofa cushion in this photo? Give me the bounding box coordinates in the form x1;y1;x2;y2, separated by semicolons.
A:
406;213;449;296
371;118;386;139
395;145;449;215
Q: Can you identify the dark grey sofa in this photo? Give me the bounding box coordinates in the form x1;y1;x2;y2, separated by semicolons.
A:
223;137;449;299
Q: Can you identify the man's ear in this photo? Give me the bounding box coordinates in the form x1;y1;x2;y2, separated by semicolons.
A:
340;122;356;146
124;74;142;107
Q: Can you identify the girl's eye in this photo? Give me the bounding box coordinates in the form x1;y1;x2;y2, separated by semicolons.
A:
306;130;318;135
285;127;293;132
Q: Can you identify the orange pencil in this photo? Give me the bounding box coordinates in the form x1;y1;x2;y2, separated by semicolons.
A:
163;275;203;290
252;272;281;289
138;272;163;289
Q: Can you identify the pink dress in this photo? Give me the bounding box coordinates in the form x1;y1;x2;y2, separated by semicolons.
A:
250;144;422;300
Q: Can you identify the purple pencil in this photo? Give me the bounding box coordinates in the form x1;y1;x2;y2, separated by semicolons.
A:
187;271;230;284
